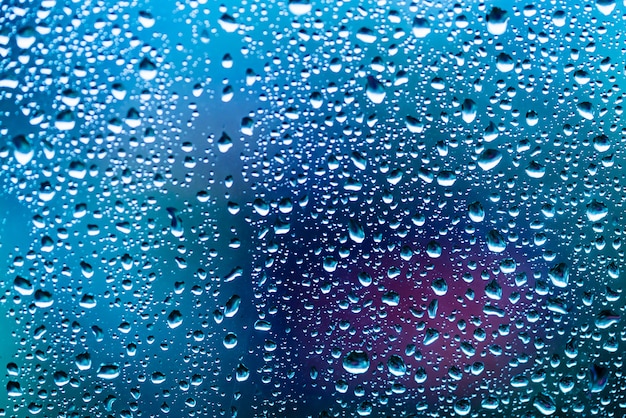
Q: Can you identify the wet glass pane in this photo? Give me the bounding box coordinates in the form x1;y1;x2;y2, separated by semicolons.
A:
1;0;625;416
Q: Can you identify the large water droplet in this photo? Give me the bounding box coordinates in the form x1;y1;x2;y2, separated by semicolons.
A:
595;309;620;329
486;230;506;253
12;135;33;165
495;53;514;72
34;289;54;308
468;201;485;222
224;294;242;318
423;328;440;346
461;99;477;123
138;57;157;81
13;276;33;295
97;364;120;379
365;76;385;104
596;0;616;15
387;355;406;376
525;161;545;178
167;310;183;328
586;199;608;221
218;14;238;32
235;363;250;382
412;17;431;38
589;364;609;392
486;7;509;35
454;398;471;416
548;262;570;288
356;27;377;44
533;392;556;416
477;149;502;171
75;353;92;371
343;350;370;374
288;0;312;15
348;219;365;244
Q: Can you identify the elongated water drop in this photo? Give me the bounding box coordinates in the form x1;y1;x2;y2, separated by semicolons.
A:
461;99;477;123
348;219;365;244
365;76;385;104
468;201;485;222
486;230;506;253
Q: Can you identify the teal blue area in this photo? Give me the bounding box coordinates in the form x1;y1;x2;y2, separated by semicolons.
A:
1;0;626;417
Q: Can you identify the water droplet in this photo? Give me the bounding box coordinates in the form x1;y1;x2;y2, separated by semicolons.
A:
365;76;385;104
75;353;92;371
477;149;502;171
381;291;400;306
356;27;377;44
343;350;370;374
217;132;233;153
348;219;365;243
254;320;271;331
387;355;406;376
548;262;570;288
461;99;477;123
486;230;506;253
595;309;620;329
224;294;241;318
574;69;590;85
223;333;238;349
79;294;97;309
12;135;33;165
431;278;448;296
34;289;54;308
412;17;431;38
468;201;485;222
138;11;155;28
235;363;250;382
593;134;610;152
533;392;556;416
138;57;157;81
423;328;440;345
151;371;166;384
167;310;183;329
454;398;471;416
97;364;120;379
288;0;312;15
323;256;338;272
426;241;442;258
358;272;373;287
55;109;75;131
586;199;608;221
525;160;545;178
496;53;514;72
596;0;616;15
16;26;36;49
437;170;457;186
6;381;22;397
589;364;609;392
13;276;33;295
218;14;238;33
486;7;509;35
577;101;594;120
414;367;427;383
485;279;502;300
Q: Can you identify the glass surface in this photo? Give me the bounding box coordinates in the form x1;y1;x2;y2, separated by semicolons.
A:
1;0;624;416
